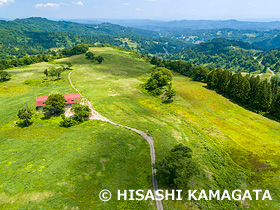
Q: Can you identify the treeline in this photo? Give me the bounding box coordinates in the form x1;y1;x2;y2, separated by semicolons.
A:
0;28;122;60
150;56;280;120
0;44;89;70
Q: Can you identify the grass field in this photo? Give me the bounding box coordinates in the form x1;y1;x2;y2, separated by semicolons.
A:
0;58;154;209
70;47;280;210
0;47;280;210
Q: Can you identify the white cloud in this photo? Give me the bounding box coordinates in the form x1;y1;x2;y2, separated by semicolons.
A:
35;3;60;8
73;1;84;6
124;3;129;6
135;8;141;11
0;0;14;6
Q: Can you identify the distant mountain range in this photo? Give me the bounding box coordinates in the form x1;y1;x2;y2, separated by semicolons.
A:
67;18;280;49
69;19;280;31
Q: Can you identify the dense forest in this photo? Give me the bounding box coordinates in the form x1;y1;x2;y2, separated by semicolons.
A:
0;17;159;37
169;38;264;73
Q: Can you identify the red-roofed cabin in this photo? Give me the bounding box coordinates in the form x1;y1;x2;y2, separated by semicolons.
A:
36;94;81;109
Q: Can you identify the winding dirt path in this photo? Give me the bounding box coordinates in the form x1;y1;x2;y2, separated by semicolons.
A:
259;60;275;80
68;71;164;210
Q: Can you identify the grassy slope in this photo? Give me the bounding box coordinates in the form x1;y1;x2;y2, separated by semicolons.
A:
0;47;279;209
69;47;280;210
0;61;153;209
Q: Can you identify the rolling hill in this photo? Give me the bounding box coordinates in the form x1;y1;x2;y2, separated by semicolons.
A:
0;47;279;209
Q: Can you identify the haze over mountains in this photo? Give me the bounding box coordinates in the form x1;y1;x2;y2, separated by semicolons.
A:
69;19;280;30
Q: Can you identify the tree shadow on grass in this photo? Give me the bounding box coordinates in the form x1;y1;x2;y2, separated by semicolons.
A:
0;78;11;83
17;121;33;128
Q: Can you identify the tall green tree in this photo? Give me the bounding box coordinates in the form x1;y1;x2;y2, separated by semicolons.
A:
155;144;200;189
145;67;173;96
18;108;33;126
43;94;66;115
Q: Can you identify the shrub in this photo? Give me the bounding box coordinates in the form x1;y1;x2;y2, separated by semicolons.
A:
71;104;91;122
59;117;76;128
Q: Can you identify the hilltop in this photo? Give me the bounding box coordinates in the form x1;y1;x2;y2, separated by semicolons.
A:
0;47;279;209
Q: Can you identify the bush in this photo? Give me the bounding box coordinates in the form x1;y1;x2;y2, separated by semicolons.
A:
0;70;11;82
59;116;76;128
71;104;91;122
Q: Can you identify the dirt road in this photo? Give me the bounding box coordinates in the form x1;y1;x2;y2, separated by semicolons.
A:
68;71;164;210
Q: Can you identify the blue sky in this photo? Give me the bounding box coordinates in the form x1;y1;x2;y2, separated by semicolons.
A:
0;0;280;21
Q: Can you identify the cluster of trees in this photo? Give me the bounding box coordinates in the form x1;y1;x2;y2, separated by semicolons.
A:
0;44;84;71
39;93;90;127
0;70;11;82
155;144;200;189
16;93;91;127
145;67;176;103
0;53;57;70
151;57;194;77
43;62;72;80
62;44;89;57
60;104;91;127
85;52;104;64
44;67;62;80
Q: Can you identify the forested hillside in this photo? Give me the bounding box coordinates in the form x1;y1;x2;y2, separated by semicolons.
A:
0;17;159;37
104;19;280;49
160;28;280;48
170;38;264;73
0;18;189;59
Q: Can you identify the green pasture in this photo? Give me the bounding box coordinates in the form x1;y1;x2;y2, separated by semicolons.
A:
0;47;279;209
70;47;280;210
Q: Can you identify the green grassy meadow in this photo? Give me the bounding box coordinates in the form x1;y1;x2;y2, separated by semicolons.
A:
70;47;280;210
0;58;154;209
0;47;280;209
